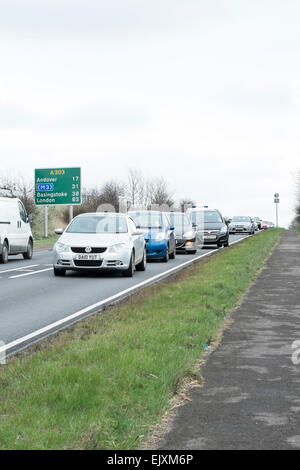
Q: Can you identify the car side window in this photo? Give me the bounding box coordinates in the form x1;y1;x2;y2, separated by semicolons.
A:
163;214;169;228
128;218;137;234
18;201;27;223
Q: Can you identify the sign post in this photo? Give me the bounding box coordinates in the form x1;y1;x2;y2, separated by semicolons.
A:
35;167;81;236
274;193;280;228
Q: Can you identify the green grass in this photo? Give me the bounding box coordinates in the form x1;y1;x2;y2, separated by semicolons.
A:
33;235;59;250
0;229;283;449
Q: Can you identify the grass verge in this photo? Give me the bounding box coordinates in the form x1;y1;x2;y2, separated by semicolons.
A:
0;229;283;449
33;235;59;250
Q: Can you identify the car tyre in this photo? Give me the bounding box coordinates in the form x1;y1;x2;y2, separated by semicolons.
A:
136;248;146;271
223;241;229;247
122;252;135;277
23;240;33;259
169;246;176;259
0;241;8;264
54;267;66;276
162;245;169;262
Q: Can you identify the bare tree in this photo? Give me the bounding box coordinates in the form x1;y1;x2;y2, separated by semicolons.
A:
148;177;174;208
178;198;194;212
126;168;143;208
16;177;35;215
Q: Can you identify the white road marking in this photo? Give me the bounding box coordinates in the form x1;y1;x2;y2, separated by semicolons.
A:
0;264;39;274
0;235;250;355
10;268;53;279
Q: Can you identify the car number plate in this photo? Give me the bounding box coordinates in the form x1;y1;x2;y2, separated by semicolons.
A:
75;254;101;261
204;235;216;240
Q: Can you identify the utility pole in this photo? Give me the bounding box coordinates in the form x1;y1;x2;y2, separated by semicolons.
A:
274;193;280;228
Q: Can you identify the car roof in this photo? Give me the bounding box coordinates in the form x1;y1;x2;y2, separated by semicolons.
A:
128;210;163;214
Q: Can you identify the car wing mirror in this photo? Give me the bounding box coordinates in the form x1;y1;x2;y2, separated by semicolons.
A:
54;228;64;235
169;225;175;231
27;214;33;223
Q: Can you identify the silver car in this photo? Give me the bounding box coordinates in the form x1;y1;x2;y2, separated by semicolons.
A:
168;212;199;254
53;212;146;277
229;216;255;234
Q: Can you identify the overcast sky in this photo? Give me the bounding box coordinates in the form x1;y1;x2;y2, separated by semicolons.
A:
1;0;300;226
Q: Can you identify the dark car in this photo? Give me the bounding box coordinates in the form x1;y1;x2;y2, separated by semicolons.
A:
186;207;230;248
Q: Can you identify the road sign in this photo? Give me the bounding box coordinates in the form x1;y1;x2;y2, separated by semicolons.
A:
35;167;81;206
274;198;280;203
274;193;279;198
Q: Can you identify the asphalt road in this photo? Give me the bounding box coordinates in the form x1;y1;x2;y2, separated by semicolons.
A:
0;234;248;355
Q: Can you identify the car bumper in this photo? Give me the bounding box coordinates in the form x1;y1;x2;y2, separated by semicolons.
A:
145;240;168;259
229;226;251;233
175;238;197;252
53;249;132;271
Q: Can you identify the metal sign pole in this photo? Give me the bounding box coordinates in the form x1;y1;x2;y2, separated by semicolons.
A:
69;205;73;223
44;206;48;238
274;193;279;228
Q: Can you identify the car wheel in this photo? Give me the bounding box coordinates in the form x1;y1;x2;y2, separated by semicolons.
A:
223;241;229;247
23;240;33;259
217;243;222;248
54;267;66;276
169;245;176;259
123;252;135;277
0;241;8;264
162;245;169;262
136;248;146;271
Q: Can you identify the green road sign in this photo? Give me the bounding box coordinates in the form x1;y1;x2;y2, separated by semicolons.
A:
35;167;81;206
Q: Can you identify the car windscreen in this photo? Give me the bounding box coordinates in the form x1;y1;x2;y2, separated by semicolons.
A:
129;212;162;229
190;211;222;224
232;216;251;222
169;213;191;230
66;215;128;233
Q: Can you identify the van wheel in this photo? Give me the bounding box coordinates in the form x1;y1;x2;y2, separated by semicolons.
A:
23;240;33;259
0;241;8;264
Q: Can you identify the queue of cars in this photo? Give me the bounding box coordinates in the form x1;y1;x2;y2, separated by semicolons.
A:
0;196;274;277
52;207;233;276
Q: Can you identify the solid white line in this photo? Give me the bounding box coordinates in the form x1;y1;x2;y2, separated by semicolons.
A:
0;235;249;354
0;264;39;274
10;268;53;279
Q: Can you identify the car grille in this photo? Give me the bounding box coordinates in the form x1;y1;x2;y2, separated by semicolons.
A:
71;247;107;253
74;260;103;267
198;230;219;234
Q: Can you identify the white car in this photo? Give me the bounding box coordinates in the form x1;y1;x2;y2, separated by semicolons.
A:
53;212;146;277
0;197;33;263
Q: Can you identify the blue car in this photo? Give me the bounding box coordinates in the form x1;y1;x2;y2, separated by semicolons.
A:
128;210;176;261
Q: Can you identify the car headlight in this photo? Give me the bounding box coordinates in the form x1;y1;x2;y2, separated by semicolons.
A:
56;242;70;253
183;231;194;239
220;226;228;233
108;243;127;253
155;232;166;242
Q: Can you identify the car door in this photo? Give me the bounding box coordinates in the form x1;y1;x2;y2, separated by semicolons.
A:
128;218;144;263
164;213;175;252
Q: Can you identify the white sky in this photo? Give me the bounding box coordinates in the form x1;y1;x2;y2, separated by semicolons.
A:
1;0;300;227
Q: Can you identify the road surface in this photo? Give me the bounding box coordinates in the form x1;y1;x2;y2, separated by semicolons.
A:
0;234;248;355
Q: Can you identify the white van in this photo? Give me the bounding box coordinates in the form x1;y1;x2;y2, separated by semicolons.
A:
0;197;34;263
